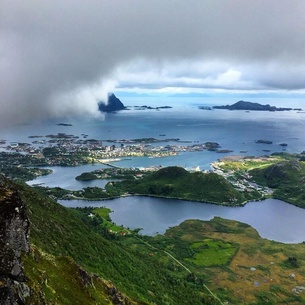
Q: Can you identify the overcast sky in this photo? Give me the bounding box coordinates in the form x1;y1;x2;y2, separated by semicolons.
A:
1;0;305;124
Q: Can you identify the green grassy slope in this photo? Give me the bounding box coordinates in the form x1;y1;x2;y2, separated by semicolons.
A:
16;182;218;305
250;159;305;207
4;175;305;304
23;246;133;305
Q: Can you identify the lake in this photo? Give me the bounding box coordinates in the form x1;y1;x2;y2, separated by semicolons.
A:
60;197;305;244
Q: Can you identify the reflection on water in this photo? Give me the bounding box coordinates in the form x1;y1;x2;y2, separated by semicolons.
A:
60;197;305;244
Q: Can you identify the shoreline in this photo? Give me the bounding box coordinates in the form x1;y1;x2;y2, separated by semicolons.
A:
57;195;305;244
59;192;266;208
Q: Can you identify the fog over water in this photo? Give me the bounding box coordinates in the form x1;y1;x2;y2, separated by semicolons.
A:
2;1;305;125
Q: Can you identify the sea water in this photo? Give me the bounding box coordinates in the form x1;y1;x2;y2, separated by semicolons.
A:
3;99;305;242
20;102;305;188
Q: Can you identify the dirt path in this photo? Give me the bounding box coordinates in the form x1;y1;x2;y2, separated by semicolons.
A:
133;233;225;305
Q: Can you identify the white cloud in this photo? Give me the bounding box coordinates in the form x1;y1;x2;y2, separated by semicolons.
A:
50;78;118;119
1;0;305;124
113;59;256;93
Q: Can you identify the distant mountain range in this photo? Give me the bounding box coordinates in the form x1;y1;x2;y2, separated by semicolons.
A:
212;100;302;111
98;93;126;112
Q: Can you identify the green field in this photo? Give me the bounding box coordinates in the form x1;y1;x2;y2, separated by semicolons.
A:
186;239;237;266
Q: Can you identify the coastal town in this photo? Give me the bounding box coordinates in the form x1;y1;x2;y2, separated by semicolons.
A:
0;132;232;168
0;131;277;203
211;156;274;199
0;133;272;197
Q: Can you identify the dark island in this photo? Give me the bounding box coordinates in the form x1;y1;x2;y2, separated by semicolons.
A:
56;123;73;126
133;105;172;110
255;139;273;144
98;93;126;112
212;100;302;111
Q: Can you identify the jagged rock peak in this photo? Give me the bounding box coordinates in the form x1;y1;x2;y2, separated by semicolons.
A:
98;93;126;112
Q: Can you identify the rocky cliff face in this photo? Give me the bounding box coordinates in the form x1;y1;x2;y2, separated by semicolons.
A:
0;175;30;304
0;176;140;304
105;281;135;305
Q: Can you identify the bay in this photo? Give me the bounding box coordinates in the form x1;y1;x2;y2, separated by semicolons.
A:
60;197;305;244
27;164;109;190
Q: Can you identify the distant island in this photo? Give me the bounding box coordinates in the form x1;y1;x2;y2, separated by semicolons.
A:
212;100;302;111
133;105;172;110
198;106;213;110
255;139;273;144
56;123;73;126
98;93;126;112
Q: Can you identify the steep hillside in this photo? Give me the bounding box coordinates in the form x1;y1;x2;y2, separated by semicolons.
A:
1;175;218;305
2;173;305;304
0;175;138;305
23;246;138;305
0;175;30;304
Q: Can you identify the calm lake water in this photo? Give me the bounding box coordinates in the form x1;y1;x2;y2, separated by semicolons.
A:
60;197;305;244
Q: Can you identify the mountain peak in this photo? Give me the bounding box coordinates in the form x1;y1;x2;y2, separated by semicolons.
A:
98;93;126;112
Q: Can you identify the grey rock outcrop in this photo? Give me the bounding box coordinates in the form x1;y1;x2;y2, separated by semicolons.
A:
0;175;30;304
105;281;135;305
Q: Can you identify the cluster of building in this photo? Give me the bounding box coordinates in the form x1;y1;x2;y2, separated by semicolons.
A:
211;160;273;197
1;133;225;167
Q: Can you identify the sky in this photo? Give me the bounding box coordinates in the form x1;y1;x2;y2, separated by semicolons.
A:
1;0;305;124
